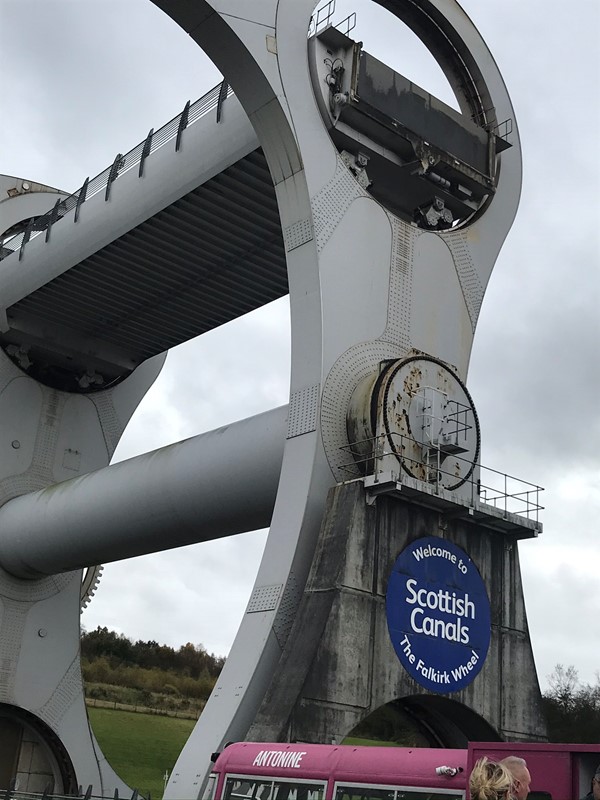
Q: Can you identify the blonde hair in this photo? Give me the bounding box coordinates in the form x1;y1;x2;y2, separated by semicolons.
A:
469;757;514;800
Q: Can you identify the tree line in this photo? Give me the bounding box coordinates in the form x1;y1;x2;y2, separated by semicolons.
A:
81;626;225;677
542;664;600;742
81;628;599;740
81;627;225;710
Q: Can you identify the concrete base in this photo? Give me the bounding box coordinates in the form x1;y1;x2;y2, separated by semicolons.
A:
249;480;547;745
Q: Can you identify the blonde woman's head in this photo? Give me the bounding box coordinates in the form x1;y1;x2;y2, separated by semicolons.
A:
469;757;514;800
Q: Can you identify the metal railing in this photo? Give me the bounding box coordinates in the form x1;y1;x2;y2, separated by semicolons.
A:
308;1;356;38
0;80;233;262
333;13;357;37
0;790;146;800
1;3;362;264
309;0;336;36
491;117;513;142
340;432;544;524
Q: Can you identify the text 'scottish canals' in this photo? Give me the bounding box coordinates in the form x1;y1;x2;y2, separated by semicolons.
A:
385;536;491;693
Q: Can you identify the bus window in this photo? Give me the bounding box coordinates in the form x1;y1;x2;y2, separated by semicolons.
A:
397;793;464;799
225;777;325;800
335;787;395;800
273;782;325;800
335;788;463;800
396;793;464;799
203;774;217;800
224;777;275;800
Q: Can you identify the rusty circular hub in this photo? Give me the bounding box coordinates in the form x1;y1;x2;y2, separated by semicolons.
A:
378;355;480;490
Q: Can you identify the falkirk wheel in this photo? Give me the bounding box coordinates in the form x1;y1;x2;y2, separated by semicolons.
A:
0;0;548;797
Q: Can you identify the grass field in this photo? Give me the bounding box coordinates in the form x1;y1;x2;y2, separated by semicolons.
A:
88;709;401;799
88;708;195;799
343;737;401;747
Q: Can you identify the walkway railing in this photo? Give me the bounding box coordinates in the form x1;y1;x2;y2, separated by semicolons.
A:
308;0;357;38
0;80;233;262
340;432;544;524
0;6;358;264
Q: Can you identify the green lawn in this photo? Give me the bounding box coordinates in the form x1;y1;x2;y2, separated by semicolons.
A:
88;708;195;799
342;737;401;747
87;708;404;799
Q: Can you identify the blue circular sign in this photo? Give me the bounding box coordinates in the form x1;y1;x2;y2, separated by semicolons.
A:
386;536;491;693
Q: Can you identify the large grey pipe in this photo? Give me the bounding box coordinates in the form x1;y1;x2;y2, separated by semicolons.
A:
0;405;287;579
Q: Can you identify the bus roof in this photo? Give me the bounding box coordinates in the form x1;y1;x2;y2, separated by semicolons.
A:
212;743;467;789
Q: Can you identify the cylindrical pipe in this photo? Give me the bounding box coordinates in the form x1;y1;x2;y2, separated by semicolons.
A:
0;405;288;579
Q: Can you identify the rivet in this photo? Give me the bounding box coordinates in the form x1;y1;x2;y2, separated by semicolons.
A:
38;628;47;638
11;440;20;449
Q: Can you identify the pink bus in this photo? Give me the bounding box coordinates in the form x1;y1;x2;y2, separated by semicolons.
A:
207;741;600;800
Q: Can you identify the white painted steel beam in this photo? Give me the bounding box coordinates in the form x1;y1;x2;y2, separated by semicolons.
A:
0;405;286;579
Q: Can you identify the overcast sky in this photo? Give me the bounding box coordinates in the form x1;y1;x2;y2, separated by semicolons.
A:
1;0;599;695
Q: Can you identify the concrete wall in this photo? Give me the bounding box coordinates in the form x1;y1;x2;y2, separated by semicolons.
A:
250;480;547;745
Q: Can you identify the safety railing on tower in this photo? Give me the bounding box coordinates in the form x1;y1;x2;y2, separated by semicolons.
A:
340;432;544;525
308;0;356;39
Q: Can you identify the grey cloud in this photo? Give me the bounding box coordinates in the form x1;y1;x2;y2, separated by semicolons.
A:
520;558;600;687
1;0;221;190
82;531;268;655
